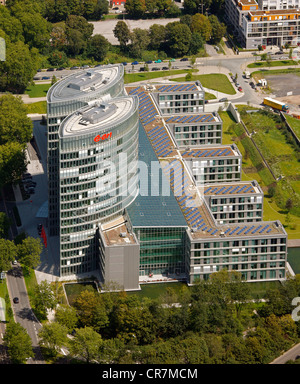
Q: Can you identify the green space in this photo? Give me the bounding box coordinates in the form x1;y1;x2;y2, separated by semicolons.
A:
173;73;236;95
285;114;300;141
124;68;195;84
288;247;300;274
25;83;51;98
64;282;98;306
238;106;300;217
219;109;300;239
247;60;298;68
25;101;47;114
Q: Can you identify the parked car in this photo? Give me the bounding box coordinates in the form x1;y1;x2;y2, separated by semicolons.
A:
57;67;65;70
151;67;160;71
131;61;139;65
162;67;168;70
219;98;228;102
238;86;243;92
145;60;152;64
275;51;284;55
139;67;145;71
47;68;55;71
180;58;188;61
42;76;50;80
122;62;127;66
155;59;161;63
70;66;79;70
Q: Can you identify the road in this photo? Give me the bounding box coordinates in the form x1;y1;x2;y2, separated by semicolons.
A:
270;342;300;364
6;264;44;363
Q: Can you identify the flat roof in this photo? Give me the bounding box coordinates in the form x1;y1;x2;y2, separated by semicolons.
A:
101;216;137;246
59;96;136;138
249;8;300;16
181;145;239;158
203;181;261;196
163;113;220;125
47;65;123;103
154;83;200;93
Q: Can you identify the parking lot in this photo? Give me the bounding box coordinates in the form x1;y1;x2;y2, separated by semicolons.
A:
264;73;300;110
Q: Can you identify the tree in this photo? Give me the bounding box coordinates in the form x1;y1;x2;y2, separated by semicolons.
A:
32;280;57;320
3;321;34;363
165;22;192;57
0;239;17;272
0;142;28;187
125;0;146;19
87;34;110;62
149;24;166;51
189;32;204;54
17;237;43;272
0;40;38;93
208;15;226;44
0;212;11;239
74;290;109;332
183;0;212;14
55;304;78;332
113;21;131;50
0;95;32;146
38;322;68;357
68;326;103;363
191;13;212;42
129;28;150;58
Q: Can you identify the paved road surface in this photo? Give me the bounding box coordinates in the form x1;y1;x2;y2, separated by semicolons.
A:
6;264;44;364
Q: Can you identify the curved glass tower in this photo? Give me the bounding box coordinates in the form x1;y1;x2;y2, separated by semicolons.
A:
47;65;124;236
58;96;139;276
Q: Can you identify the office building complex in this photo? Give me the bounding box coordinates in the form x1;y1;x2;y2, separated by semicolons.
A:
225;0;300;48
46;68;287;290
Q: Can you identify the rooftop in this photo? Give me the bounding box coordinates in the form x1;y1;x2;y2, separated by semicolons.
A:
154;83;200;93
126;84;286;239
58;96;137;138
163;113;221;125
47;65;123;103
181;145;240;158
203;181;262;196
249;8;300;16
101;216;137;246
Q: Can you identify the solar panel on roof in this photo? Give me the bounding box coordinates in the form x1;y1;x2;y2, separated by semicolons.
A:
211;229;218;235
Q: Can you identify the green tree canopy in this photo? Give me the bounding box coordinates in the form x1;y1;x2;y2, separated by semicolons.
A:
0;40;38;93
17;237;43;271
191;13;212;41
87;34;110;62
3;321;34;363
165;21;192;57
68;326;103;363
0;238;17;272
113;20;131;50
0;95;32;146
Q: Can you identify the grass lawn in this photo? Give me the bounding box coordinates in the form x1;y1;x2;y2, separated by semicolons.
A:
173;73;236;95
285;114;300;141
25;101;47;114
25;83;51;98
247;60;298;68
124;69;192;84
219;110;300;237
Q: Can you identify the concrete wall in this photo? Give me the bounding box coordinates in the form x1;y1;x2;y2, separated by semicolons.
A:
104;243;140;291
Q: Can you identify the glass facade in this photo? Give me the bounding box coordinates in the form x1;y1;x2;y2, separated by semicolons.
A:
58;98;139;276
47;65;124;236
136;227;186;275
